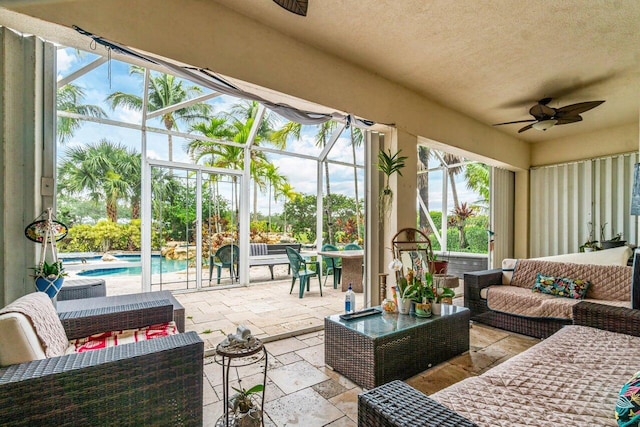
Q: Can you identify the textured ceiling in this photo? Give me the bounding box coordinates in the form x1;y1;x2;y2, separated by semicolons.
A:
211;0;640;143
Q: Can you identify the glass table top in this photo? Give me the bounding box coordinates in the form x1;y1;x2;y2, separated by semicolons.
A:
326;305;469;339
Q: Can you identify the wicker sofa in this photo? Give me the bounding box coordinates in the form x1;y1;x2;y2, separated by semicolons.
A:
464;246;635;338
0;292;204;426
358;301;640;426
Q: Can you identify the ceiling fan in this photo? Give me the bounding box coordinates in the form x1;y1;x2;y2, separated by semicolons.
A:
493;98;605;133
272;0;308;16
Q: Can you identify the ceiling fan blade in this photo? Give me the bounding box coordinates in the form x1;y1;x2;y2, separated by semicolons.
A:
555;116;583;125
493;119;537;126
272;0;308;16
554;101;605;118
529;103;555;120
518;124;534;133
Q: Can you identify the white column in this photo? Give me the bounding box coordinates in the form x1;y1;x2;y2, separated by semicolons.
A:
0;30;53;305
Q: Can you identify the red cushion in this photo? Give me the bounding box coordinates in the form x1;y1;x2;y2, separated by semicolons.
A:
71;322;178;353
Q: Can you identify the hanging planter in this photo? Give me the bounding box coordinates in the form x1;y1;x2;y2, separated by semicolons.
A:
25;208;67;300
377;149;407;220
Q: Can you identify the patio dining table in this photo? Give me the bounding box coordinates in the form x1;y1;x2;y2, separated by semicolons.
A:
318;249;364;293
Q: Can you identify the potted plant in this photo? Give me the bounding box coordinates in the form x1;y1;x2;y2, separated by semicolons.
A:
580;222;599;252
33;260;66;299
428;253;449;275
377;149;407;220
229;383;264;427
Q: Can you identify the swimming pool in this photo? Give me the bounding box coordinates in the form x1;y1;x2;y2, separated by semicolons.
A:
76;255;188;277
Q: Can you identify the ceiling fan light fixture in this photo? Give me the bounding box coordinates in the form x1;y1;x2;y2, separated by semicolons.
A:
532;119;558;131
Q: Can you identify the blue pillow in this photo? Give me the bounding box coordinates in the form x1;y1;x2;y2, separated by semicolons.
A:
532;273;590;299
616;371;640;427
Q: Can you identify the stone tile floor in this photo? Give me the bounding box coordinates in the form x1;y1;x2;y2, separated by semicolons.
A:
200;319;538;426
105;271;538;426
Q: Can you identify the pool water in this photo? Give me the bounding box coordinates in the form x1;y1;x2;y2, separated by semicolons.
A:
77;255;188;277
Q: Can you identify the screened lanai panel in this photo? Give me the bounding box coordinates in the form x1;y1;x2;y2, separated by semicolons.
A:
490;167;514;268
529;152;639;257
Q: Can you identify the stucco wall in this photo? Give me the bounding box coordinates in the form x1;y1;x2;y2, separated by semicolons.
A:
531;123;638;167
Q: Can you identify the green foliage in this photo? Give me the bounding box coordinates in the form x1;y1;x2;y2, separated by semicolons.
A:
33;260;66;278
466;215;489;229
428;225;488;254
377;149;408;178
58;220;161;252
250;220;268;233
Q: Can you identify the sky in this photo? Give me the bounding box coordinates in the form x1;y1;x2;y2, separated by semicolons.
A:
57;47;480;219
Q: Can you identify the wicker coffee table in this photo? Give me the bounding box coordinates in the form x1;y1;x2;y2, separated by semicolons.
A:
324;305;469;389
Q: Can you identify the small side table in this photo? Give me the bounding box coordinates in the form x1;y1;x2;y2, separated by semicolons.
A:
215;338;268;427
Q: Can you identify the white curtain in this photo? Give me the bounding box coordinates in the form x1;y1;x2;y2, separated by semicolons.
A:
529;153;639;257
490;167;515;268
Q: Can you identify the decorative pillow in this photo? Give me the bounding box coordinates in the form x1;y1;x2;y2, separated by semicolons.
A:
70;321;178;353
616;371;640;427
531;273;590;299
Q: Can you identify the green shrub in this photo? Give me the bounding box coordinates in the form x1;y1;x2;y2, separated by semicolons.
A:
464;226;488;253
429;226;487;254
58;219;159;252
466;215;489;229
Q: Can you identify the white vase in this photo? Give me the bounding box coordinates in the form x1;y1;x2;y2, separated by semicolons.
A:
398;298;412;314
432;302;442;315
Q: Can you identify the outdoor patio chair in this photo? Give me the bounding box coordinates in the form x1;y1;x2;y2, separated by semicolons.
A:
344;243;362;250
286;246;322;298
0;291;203;425
210;243;239;284
321;243;342;289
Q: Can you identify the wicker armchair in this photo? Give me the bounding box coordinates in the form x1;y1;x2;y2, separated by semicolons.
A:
0;296;204;426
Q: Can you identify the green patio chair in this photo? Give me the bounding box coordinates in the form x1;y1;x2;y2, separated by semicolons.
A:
286;246;322;298
209;244;239;284
344;243;362;250
321;243;342;289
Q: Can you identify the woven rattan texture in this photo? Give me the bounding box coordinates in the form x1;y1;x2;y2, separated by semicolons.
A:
57;278;106;301
574;301;640;337
510;259;631;300
358;380;478;427
464;270;571;338
59;300;174;340
0;331;203;426
57;291;186;333
325;310;469;390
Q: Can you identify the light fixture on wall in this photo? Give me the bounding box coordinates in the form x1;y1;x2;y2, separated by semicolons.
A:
532;119;558;131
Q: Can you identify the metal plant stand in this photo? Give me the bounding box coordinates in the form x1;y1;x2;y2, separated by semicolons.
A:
214;338;268;427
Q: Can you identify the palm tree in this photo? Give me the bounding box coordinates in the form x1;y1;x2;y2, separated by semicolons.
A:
57;83;107;143
349;126;364;240
417;146;431;230
464;163;490;212
58;139;137;222
106;66;211;161
279;182;300;236
443;153;464;210
315;121;338;243
263;163;287;232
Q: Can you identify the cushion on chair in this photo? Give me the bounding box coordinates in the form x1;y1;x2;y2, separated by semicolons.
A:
69;321;178;353
0;292;68;363
0;312;47;366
